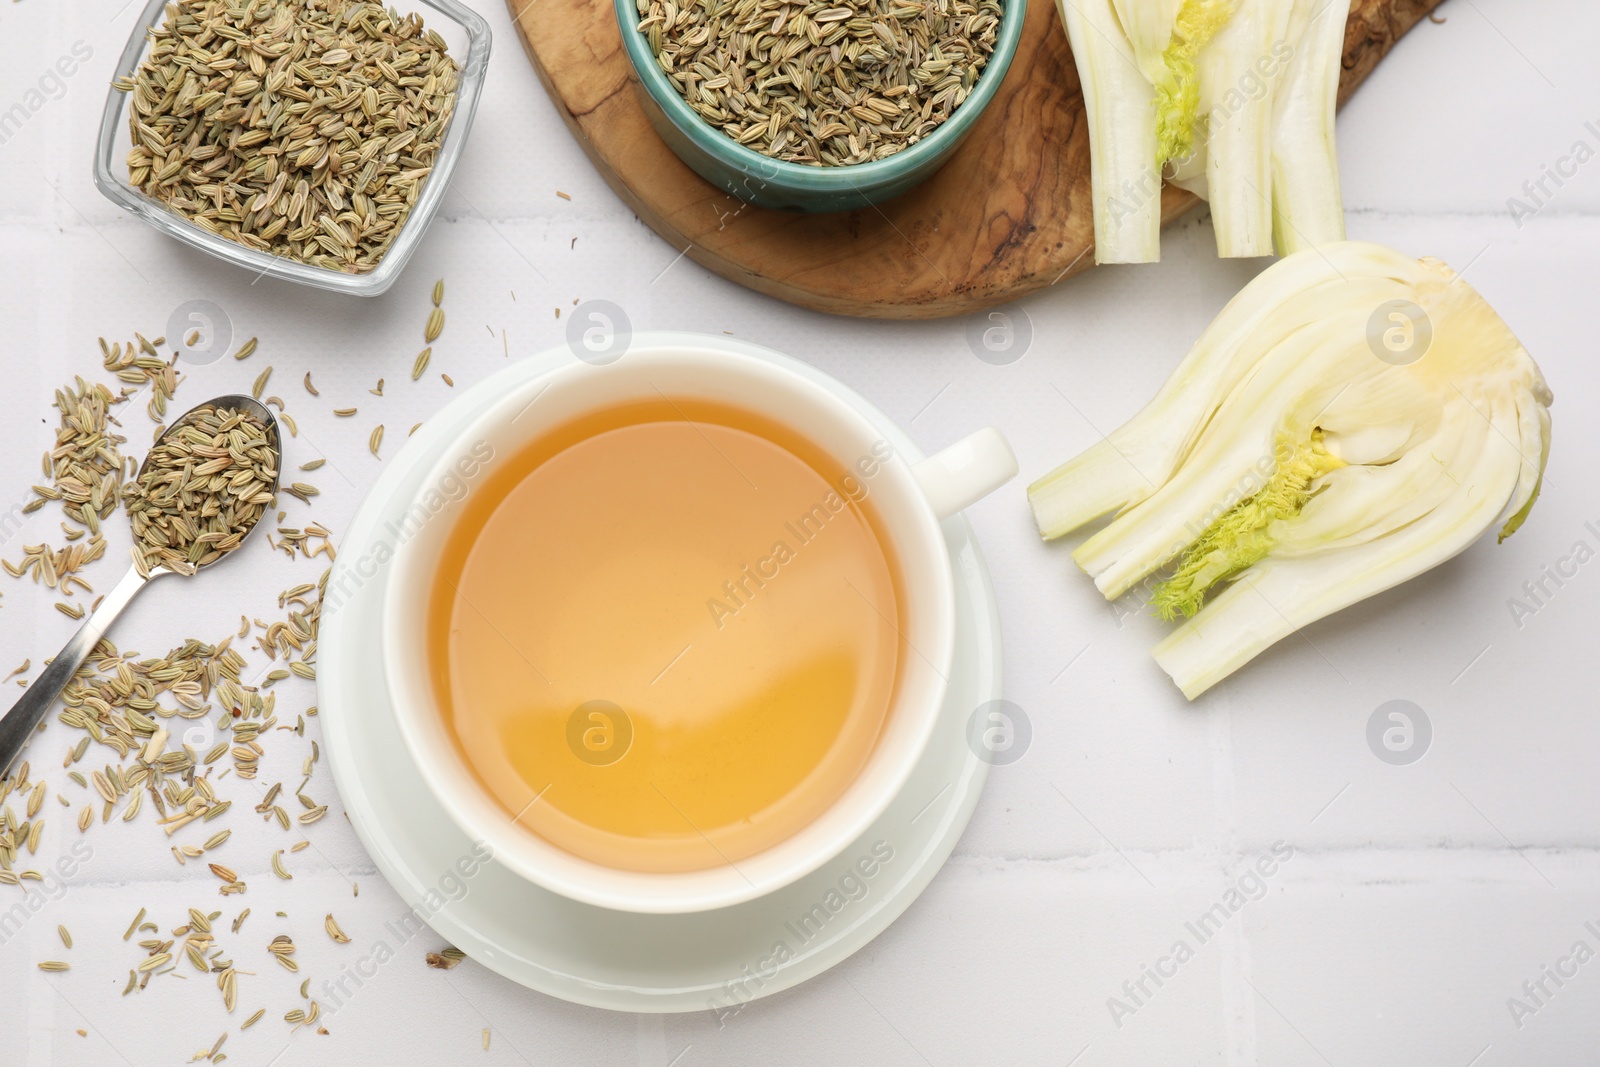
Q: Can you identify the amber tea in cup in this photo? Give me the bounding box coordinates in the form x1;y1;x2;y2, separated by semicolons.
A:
426;397;907;873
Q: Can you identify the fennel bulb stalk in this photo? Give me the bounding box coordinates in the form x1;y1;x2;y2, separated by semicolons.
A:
1061;0;1352;262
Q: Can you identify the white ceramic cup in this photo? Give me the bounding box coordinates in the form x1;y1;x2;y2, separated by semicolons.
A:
383;333;1016;914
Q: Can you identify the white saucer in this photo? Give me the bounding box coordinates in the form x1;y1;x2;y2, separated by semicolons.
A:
317;336;1003;1013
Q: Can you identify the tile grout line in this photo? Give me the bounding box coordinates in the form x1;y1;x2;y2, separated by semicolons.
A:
1212;702;1258;1067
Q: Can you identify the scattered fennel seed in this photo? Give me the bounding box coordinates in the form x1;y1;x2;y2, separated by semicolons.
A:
426;947;466;969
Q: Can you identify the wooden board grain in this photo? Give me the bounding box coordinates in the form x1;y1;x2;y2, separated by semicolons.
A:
511;0;1447;319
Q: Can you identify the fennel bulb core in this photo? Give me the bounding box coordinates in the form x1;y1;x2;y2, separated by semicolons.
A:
1152;428;1345;620
1153;0;1235;168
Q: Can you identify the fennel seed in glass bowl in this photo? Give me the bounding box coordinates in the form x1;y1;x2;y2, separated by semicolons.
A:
114;0;457;273
97;0;491;295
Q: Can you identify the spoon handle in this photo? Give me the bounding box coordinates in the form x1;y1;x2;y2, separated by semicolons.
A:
0;565;151;779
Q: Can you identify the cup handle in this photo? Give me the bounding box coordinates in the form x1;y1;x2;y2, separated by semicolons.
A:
911;427;1019;520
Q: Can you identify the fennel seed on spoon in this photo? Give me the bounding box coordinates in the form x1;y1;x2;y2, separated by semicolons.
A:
124;404;278;577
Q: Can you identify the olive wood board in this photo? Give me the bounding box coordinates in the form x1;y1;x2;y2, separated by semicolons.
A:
510;0;1448;318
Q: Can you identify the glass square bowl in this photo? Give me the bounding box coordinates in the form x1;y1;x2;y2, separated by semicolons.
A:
93;0;491;297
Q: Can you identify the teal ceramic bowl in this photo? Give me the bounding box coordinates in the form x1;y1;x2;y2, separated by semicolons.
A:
614;0;1026;213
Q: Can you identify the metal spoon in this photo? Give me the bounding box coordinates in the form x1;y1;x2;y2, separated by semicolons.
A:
0;395;281;778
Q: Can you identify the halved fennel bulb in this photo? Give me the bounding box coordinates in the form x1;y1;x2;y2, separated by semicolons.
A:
1028;242;1554;698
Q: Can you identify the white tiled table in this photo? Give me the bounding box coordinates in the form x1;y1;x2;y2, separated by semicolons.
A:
1;1;1596;1063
